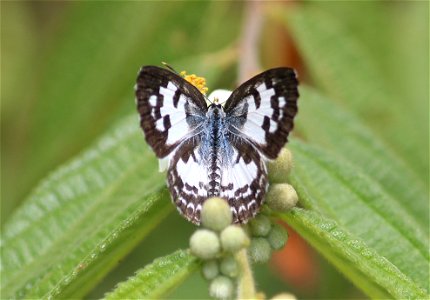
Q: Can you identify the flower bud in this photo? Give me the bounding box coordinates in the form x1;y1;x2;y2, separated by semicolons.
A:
268;148;293;183
267;223;289;250
190;229;220;259
220;255;239;278
209;276;234;300
202;260;219;280
248;237;272;264
220;225;250;253
201;197;233;231
265;183;298;212
249;214;272;237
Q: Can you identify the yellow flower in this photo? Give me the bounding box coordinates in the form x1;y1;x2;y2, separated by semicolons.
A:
180;71;209;95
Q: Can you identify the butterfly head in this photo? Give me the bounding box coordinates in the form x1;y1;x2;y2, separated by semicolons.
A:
207;102;225;118
208;102;223;110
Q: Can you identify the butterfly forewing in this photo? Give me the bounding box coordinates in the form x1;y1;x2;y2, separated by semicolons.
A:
224;68;299;159
135;66;207;158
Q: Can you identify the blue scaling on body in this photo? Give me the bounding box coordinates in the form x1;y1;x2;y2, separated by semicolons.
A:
200;103;236;196
135;65;299;224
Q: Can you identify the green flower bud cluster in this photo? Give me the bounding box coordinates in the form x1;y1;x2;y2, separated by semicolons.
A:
189;197;250;300
247;215;289;264
244;147;297;264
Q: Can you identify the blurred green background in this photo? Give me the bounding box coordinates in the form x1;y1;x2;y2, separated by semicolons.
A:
2;1;428;299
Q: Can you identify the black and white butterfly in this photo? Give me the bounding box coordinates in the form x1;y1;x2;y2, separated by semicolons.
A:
135;66;299;224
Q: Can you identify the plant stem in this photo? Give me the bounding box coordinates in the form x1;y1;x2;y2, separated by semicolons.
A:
236;249;256;299
238;1;263;82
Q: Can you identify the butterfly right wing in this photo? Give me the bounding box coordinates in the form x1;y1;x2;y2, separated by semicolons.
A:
135;66;208;158
224;68;299;159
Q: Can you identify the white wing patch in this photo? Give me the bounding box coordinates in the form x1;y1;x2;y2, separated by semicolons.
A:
175;152;208;199
232;82;279;146
148;81;199;145
220;153;258;198
164;96;193;145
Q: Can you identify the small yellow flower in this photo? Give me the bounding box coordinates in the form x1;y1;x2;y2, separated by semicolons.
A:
180;70;209;95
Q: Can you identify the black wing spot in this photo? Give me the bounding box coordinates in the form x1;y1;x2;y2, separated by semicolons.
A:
262;116;271;131
173;88;181;108
250;88;261;109
163;115;171;131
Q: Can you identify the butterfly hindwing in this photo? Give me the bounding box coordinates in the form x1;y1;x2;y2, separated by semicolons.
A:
167;135;268;224
224;68;299;159
219;141;268;223
167;139;207;224
135;66;207;158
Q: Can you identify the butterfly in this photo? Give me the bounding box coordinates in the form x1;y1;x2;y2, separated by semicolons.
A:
135;66;299;224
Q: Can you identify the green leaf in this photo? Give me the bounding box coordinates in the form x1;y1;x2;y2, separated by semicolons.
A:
282;3;429;181
1;115;172;299
282;208;427;299
295;86;428;230
283;140;429;298
104;249;199;299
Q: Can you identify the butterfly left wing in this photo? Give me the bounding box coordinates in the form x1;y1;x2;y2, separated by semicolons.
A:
135;66;208;158
224;68;299;159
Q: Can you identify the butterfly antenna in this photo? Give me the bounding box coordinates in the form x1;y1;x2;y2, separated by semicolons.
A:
205;95;213;105
161;62;179;74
